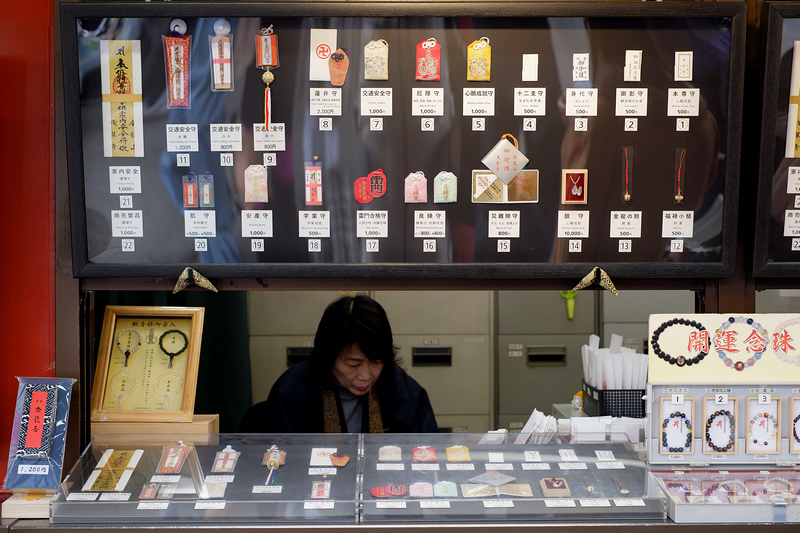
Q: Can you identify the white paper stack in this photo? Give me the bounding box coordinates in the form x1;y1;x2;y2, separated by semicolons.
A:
514;408;558;444
581;333;647;390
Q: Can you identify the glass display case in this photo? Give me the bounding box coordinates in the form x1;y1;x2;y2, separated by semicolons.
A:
51;432;664;524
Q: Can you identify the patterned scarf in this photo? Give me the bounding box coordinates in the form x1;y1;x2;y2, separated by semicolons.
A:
321;386;383;433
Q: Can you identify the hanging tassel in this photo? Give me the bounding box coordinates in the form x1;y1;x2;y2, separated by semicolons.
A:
263;70;274;129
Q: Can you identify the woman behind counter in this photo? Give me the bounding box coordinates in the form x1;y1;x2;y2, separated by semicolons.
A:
240;294;439;433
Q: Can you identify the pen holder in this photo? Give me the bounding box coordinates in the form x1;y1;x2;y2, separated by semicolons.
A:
581;380;645;418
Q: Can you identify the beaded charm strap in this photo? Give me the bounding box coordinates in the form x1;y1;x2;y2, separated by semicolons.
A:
651;318;708;367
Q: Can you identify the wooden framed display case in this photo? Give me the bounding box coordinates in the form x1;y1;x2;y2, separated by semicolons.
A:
59;1;746;282
89;305;204;423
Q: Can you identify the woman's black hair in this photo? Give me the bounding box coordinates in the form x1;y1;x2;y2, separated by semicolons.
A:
309;294;397;384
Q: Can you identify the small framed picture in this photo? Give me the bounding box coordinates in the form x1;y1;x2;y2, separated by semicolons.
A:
702;395;738;455
659;396;694;455
90;305;204;422
745;396;781;455
561;169;588;204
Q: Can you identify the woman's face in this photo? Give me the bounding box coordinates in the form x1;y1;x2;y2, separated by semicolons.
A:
331;344;383;396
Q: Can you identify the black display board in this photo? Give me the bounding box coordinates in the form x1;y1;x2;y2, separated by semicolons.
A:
755;2;800;276
61;2;745;279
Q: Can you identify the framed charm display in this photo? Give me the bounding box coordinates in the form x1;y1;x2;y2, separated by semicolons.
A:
745;396;781;455
790;396;800;454
659;396;694;455
60;2;746;281
701;396;737;455
90;305;204;422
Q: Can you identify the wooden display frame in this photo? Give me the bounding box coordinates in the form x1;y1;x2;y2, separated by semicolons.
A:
90;305;204;423
744;395;781;455
658;396;694;455
790;396;800;454
701;395;738;455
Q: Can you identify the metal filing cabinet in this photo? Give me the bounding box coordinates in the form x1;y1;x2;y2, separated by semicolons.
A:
496;290;597;430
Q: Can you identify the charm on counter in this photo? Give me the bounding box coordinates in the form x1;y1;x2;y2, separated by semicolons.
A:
139;483;158;499
378;445;402;462
311;478;331;499
412;445;436;462
433;481;458;497
415;38;441;81
330;452;350;467
364;39;389;80
328;49;349;86
212;445;241;473
445;445;470;462
244;164;269;203
409;481;434;498
404;171;428;203
263;445;286;485
256;25;279;128
156;442;192;474
371;483;407;498
540;477;571;497
210;19;233;92
466;37;491;82
163;19;191;108
305;157;322;206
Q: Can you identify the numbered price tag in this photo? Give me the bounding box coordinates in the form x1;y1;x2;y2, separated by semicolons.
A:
308;239;322;253
370;118;383;131
251;239;265;252
715;393;729;405
195;239;208;252
319;117;333;131
472;118;485;131
177;153;191;167
220;153;234;166
523;118;537;131
569;240;582;253
758;394;772;405
366;239;379;253
497;239;510;253
423;239;436;252
421;118;435;131
121;239;135;252
618;239;631;253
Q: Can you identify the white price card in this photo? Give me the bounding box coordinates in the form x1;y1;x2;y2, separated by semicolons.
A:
579;499;611;507
522;463;551;471
666;88;700;117
412;463;440;471
111;210;144;238
609;211;642;238
357;210;389;238
614;498;646;507
253;123;286;152
544;499;576;508
788;167;800;194
558;450;579;461
309;468;336;476
615;88;648;116
595;450;616;461
595;462;625;470
309;88;342;116
483;500;514;508
150;475;181;483
462;88;495;116
195;502;226;510
252;485;282;494
17;464;49;475
420;500;450;509
661;211;694;239
784;210;800;237
565;88;598;116
137;502;169;510
558;463;588;470
298;211;331;238
412;88;445;116
184;210;217;238
166;124;199;152
377;463;405;471
361;88;393;116
109;166;141;194
414;211;446;238
674;51;694;81
377;501;407;509
209;123;242;151
484;463;513;471
488;211;521;238
304;501;335;510
99;493;131;501
241;210;273;238
514;88;546;116
446;463;475;471
67;492;98;501
557;210;590;239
